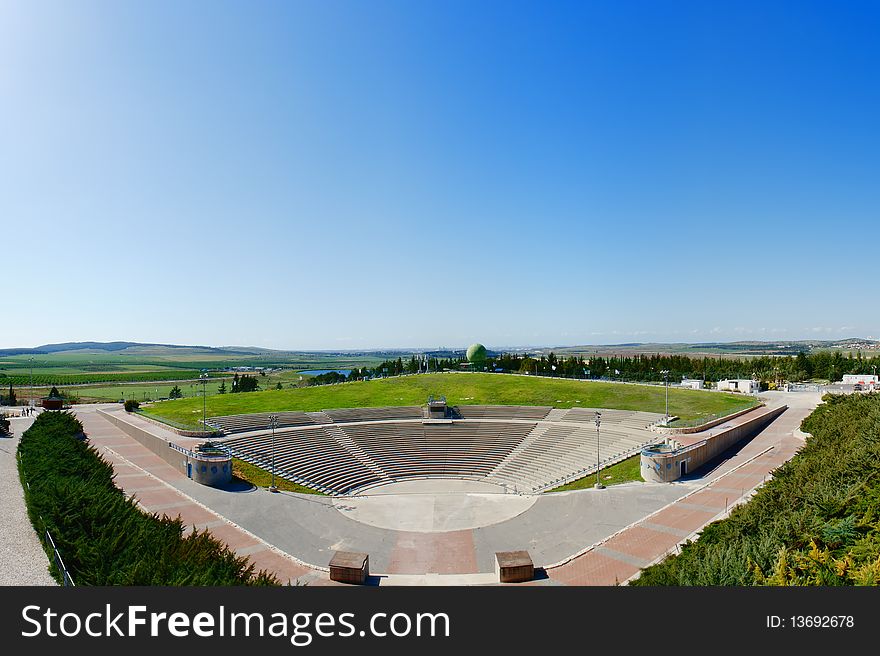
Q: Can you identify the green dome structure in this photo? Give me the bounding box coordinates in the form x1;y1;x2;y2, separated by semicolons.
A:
466;343;488;366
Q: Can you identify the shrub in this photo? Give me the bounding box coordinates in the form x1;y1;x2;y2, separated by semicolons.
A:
123;399;140;412
17;411;279;586
633;393;880;586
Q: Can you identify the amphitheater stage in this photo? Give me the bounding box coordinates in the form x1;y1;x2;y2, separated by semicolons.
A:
333;479;538;532
129;473;689;574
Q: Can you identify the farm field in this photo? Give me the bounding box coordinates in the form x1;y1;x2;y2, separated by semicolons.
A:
62;381;231;402
143;372;759;429
0;344;384;399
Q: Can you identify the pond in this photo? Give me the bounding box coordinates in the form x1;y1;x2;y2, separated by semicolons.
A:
297;369;352;377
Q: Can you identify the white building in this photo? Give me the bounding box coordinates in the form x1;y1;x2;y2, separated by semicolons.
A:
841;374;878;385
680;379;704;390
717;379;759;394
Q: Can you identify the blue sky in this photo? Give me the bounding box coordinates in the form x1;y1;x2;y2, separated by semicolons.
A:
2;1;878;350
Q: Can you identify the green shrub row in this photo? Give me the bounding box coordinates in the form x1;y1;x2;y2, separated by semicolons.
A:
633;393;880;586
18;411;279;585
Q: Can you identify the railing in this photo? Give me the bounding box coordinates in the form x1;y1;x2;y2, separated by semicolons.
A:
44;528;75;587
664;405;758;429
642;439;708;457
168;442;193;456
134;410;217;435
535;436;661;493
18;456;75;586
167;440;229;461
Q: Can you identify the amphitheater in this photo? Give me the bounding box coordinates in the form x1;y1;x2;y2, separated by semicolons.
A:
208;404;666;495
69;390;814;585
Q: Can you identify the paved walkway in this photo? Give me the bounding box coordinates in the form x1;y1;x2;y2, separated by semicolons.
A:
546;392;820;585
99;408;692;574
74;405;326;585
0;414;56;585
66;392;819;586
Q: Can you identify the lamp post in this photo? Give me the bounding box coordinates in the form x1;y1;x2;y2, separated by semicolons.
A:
29;356;34;407
595;412;604;489
199;371;209;430
268;414;278;493
660;369;670;422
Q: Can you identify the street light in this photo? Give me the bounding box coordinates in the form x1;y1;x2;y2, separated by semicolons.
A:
199;371;209;431
595;412;605;489
268;414;279;493
660;369;670;421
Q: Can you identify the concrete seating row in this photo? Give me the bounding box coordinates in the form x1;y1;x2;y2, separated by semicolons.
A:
559;408;663;429
451;405;553;420
322;406;424;423
487;422;657;492
223;427;382;494
333;421;536;481
206;411;329;434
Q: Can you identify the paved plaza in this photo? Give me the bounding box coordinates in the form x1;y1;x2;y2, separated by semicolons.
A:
0;413;57;586
60;391;821;585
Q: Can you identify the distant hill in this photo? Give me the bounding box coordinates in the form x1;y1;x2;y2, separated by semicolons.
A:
0;341;424;359
547;339;880;357
0;338;877;359
0;341;262;357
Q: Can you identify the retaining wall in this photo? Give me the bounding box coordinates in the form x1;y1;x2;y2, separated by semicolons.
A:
97;410;231;487
640;405;787;482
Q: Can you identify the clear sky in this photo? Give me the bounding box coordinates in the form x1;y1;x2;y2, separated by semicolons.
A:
2;1;878;350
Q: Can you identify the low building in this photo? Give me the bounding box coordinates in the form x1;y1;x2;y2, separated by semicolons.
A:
841;374;878;386
717;379;759;394
680;379;704;390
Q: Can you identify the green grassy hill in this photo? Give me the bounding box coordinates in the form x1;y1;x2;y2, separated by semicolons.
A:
142;372;757;429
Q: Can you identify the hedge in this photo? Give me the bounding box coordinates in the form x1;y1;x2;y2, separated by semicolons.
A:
633;393;880;585
17;411;279;585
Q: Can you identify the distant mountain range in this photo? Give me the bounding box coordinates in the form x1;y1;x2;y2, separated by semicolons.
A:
0;338;877;359
0;341;258;357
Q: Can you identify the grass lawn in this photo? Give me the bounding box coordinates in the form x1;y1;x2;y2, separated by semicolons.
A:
66;381;230;401
143;372;758;429
231;458;324;495
550;454;643;491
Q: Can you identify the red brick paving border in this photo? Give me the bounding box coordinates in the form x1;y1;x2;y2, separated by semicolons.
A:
547;402;816;585
78;410;326;586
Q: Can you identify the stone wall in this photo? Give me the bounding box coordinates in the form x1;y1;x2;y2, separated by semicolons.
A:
641;405;787;482
97;410;231;487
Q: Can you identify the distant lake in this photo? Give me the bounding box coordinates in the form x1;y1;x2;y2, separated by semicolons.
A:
298;369;352;376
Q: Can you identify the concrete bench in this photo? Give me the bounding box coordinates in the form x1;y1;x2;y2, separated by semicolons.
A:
495;550;534;583
329;551;370;585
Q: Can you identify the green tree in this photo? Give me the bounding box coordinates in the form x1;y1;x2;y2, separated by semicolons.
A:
236;375;259;393
520;357;537;374
169;385;183;399
217;381;226;394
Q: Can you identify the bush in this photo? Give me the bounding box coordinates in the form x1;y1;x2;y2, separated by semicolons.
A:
633;393;880;586
17;411;279;585
123;399;140;412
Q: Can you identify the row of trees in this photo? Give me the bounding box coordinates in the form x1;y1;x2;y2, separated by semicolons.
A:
339;350;880;385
